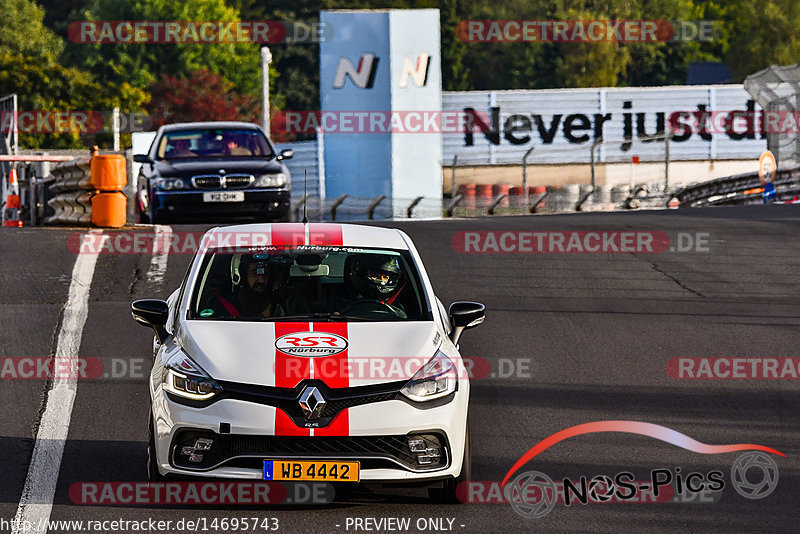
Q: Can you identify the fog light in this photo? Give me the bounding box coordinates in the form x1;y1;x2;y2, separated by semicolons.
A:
188;454;204;463
408;438;427;453
181;446;194;456
416;447;441;465
195;438;213;450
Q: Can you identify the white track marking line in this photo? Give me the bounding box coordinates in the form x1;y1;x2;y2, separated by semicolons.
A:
13;231;107;534
146;225;172;285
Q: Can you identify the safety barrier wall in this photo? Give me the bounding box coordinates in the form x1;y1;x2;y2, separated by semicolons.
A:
673;167;800;207
47;152;128;227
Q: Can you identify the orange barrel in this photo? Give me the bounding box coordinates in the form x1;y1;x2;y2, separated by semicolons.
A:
475;183;493;210
90;154;127;191
509;185;524;207
458;183;476;210
492;183;510;208
91;192;127;228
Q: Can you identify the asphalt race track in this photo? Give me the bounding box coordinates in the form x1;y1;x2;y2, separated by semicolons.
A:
1;205;799;533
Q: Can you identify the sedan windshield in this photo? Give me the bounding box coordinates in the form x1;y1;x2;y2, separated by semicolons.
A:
157;128;273;159
189;246;431;322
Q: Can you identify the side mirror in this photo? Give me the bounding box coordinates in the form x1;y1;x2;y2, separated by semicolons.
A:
133;154;152;163
277;149;294;161
448;301;485;345
132;299;169;343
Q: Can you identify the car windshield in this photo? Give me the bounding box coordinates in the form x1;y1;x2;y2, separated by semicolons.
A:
157;128;273;160
189;246;431;322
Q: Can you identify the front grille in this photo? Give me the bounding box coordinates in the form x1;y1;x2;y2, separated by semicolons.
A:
192;175;221;189
214;379;406;429
191;174;254;189
224;175;255;188
171;431;449;472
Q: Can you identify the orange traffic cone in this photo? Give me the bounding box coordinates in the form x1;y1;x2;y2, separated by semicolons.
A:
3;168;22;227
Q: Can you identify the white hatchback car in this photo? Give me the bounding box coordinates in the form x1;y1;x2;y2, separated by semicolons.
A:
132;223;485;502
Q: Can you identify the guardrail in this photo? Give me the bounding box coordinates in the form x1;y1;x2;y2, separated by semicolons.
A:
672;166;800;207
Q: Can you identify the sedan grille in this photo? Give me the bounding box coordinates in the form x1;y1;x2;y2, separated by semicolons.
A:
191;174;254;189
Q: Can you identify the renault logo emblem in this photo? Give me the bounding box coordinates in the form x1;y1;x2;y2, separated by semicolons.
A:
299;386;326;420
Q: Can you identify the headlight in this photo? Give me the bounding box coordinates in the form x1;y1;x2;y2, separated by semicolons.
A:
400;351;457;402
154;177;185;190
254;173;287;187
162;352;221;400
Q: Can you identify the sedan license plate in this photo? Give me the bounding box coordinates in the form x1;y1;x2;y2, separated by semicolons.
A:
263;460;360;482
203;191;244;202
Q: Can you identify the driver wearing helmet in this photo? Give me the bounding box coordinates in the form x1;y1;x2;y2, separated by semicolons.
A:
345;255;407;318
204;254;287;318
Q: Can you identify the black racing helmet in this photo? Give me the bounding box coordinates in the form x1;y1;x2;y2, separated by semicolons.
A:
349;254;402;297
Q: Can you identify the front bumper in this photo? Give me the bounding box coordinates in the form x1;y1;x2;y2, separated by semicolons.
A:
151;383;469;482
151;188;290;222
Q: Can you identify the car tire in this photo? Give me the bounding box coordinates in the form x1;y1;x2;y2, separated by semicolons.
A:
429;416;470;504
147;410;166;482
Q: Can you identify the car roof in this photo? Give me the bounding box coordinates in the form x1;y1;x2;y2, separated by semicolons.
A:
203;223;410;251
159;122;262;132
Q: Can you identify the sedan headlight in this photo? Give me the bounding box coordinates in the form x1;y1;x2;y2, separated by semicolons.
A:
162;352;221;401
154;177;185;190
400;350;457;402
254;173;287;187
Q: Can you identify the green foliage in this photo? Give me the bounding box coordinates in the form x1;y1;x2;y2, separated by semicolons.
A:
0;52;148;148
725;0;800;81
64;0;265;96
0;0;63;57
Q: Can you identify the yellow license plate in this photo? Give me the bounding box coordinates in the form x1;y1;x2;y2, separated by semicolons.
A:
263;460;360;481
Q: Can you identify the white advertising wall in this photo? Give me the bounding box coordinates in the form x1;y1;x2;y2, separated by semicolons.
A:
442;86;767;165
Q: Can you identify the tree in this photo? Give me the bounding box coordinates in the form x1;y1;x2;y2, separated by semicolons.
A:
0;52;148;148
725;0;800;81
145;69;260;126
64;0;265;97
0;0;63;58
440;0;470;90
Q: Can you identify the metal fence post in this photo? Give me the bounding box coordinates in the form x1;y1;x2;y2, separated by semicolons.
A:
487;194;507;215
450;155;458;196
445;194;464;217
330;194;347;221
664;132;671;192
367;195;386;219
522;145;534;207
406;196;424;218
590;138;602;189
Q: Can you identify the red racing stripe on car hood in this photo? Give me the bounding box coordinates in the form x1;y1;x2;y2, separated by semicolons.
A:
274;322;311;436
311;322;349;436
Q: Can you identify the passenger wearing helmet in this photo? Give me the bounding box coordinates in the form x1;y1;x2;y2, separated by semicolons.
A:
203;254;287;318
344;255;407;318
